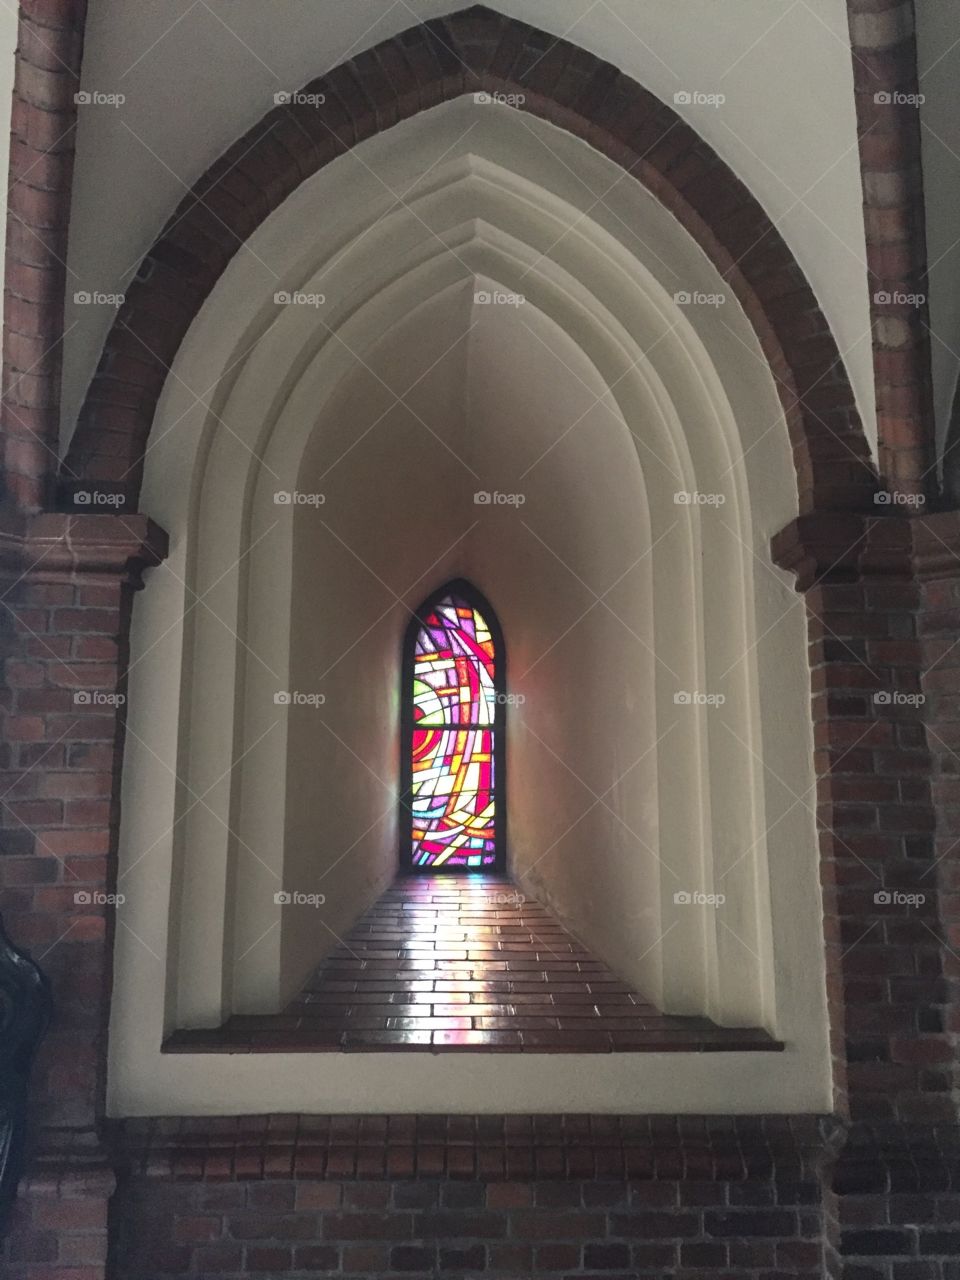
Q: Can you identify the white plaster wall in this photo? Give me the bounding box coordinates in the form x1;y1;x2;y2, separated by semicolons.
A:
917;0;960;452
276;299;474;1000
62;0;874;454
258;284;659;1006
464;299;658;1002
109;104;830;1114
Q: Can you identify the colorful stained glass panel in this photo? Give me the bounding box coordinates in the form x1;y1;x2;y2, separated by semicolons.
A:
410;596;498;869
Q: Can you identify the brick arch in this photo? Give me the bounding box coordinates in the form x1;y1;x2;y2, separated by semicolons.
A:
62;4;876;513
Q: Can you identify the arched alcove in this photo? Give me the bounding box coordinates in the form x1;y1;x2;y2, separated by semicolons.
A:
107;101;831;1116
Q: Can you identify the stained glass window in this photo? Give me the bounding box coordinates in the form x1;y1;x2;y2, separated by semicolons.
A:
401;583;504;872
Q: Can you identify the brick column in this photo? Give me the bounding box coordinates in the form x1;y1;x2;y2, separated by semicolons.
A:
2;0;89;514
0;511;167;1280
846;0;936;499
774;510;960;1279
774;512;942;1125
914;513;960;1096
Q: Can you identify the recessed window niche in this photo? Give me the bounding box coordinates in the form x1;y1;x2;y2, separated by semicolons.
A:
111;102;829;1115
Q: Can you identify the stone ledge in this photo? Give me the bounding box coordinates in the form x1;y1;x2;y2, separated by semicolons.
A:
0;510;168;580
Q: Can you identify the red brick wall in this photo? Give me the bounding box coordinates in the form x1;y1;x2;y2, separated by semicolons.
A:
771;510;960;1280
915;512;960;1104
2;0;88;513
109;1177;827;1279
0;515;165;1133
0;514;165;1280
847;0;936;498
5;1160;114;1278
99;1115;834;1280
773;513;952;1130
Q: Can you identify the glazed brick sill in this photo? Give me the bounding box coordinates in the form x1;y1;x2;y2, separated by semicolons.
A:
161;1025;784;1054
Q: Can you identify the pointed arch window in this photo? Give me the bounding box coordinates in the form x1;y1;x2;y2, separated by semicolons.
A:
401;581;505;873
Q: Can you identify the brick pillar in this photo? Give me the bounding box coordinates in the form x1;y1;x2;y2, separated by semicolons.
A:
846;0;936;500
2;0;89;514
914;513;960;1096
0;511;167;1280
774;510;960;1279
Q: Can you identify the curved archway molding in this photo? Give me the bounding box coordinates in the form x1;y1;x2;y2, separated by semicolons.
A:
103;103;832;1117
62;4;876;515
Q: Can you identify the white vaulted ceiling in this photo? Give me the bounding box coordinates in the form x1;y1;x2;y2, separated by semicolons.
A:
64;0;874;452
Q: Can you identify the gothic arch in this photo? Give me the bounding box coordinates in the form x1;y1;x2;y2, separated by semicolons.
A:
105;107;831;1115
61;4;876;514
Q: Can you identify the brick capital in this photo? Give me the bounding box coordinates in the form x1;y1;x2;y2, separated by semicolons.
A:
0;511;168;583
771;511;914;590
